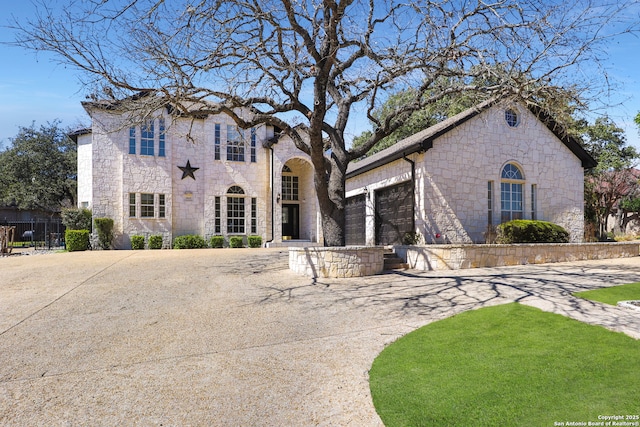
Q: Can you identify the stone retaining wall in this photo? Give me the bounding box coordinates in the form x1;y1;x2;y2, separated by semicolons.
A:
394;242;640;271
289;246;385;278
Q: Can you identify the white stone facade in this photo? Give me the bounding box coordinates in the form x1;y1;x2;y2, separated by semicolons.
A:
76;100;591;249
76;105;321;249
346;102;591;244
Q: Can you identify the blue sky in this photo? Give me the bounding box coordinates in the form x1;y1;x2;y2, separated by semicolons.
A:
1;1;640;151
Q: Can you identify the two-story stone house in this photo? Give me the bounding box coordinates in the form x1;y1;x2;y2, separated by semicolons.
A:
73;98;595;249
73;101;321;249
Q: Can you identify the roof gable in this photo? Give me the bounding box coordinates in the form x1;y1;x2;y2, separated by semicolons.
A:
346;99;596;179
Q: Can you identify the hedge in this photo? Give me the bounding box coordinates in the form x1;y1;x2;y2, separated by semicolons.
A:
131;235;145;250
248;235;262;248
173;234;207;249
210;235;225;248
94;217;114;249
65;229;90;252
496;220;570;244
148;235;163;249
229;236;244;248
61;208;92;231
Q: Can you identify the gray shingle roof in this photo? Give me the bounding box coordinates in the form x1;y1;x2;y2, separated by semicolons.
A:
346;98;596;179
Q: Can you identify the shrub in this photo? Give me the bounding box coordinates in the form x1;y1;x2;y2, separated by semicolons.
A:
229;236;244;248
148;234;163;249
61;208;92;230
248;235;262;248
496;220;569;244
131;235;145;250
210;235;225;248
402;231;421;245
173;234;207;249
93;217;115;249
65;229;90;252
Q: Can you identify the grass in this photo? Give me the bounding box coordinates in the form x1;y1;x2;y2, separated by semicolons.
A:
574;282;640;306
369;303;640;427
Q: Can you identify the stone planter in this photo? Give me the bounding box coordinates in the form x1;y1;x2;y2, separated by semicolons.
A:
289;246;385;278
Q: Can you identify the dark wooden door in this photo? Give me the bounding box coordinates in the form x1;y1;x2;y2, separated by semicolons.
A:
345;194;366;245
282;204;299;239
375;181;413;245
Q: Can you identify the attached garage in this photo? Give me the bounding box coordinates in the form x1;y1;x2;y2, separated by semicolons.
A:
345;100;596;244
345;194;366;245
374;181;413;245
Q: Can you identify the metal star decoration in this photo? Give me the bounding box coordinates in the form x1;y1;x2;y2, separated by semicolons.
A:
178;160;199;180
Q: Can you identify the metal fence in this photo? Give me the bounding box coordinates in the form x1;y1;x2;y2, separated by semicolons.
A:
1;218;66;250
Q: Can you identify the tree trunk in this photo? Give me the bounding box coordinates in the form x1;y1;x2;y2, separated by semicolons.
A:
614;208;625;235
309;138;347;246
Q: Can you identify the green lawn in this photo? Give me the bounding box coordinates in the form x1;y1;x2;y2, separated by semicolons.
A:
573;282;640;306
369;303;640;427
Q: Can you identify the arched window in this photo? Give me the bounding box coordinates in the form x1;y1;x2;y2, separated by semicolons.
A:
227;186;245;233
501;163;524;222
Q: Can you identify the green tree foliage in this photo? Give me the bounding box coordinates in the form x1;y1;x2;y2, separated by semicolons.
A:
61;207;92;230
351;84;483;156
352;72;579;157
577;117;637;171
0;122;77;212
579;116;639;239
14;0;635;246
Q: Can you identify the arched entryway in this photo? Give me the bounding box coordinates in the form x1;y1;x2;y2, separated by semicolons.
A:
280;158;317;242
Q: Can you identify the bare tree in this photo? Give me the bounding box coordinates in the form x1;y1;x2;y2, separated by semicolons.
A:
12;0;639;245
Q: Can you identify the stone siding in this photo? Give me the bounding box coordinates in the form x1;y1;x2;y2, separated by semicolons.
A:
81;107;320;249
394;242;640;271
289;246;385;278
347;103;586;244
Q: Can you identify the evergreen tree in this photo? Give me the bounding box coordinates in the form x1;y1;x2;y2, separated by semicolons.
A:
0;122;77;212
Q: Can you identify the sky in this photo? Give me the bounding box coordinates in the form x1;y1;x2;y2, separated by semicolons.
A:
1;1;640;152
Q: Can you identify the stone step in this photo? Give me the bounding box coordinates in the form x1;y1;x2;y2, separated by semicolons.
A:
383;252;409;270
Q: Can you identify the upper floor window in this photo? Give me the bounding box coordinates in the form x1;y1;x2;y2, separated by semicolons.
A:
129;127;136;154
227;125;244;162
505;108;519;128
250;128;257;163
129;118;166;157
214;124;221;160
158;119;166;157
141;120;154;156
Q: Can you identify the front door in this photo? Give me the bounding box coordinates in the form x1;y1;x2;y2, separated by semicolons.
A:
282;204;300;239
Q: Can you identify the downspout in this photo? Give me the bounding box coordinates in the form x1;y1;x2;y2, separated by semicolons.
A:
266;146;275;245
403;153;416;233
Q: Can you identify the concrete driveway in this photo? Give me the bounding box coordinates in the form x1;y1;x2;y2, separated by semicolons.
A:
1;249;640;426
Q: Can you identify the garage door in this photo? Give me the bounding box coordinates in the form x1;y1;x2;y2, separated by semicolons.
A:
345;194;366;245
375;181;413;245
